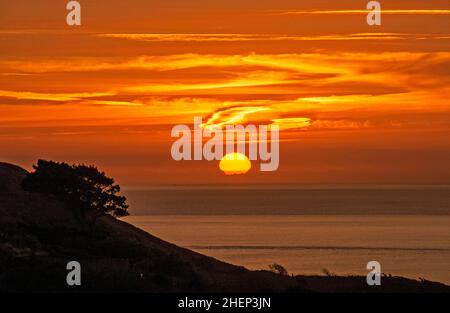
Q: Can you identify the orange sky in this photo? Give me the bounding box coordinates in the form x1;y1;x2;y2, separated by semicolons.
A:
0;0;449;185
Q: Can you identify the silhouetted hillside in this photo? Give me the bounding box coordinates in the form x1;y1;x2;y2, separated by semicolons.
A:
0;162;449;293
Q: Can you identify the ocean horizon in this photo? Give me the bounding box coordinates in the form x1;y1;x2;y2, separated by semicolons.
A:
123;186;450;215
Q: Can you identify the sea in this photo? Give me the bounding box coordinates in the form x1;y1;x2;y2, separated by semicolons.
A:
122;186;450;284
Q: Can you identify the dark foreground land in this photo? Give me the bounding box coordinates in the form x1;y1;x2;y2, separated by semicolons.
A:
0;162;449;293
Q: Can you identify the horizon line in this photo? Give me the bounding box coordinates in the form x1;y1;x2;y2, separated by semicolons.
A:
121;184;450;191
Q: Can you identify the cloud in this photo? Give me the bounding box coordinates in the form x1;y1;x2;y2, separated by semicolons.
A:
0;90;114;102
98;33;418;42
97;32;449;43
280;10;450;15
2;51;449;136
202;106;270;129
123;70;294;94
271;118;312;130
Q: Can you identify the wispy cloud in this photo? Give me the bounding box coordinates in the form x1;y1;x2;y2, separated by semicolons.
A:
202;106;270;129
2;51;449;134
280;9;450;15
98;33;448;43
271;118;312;130
78;100;143;107
123;71;293;93
0;90;114;102
3;52;448;80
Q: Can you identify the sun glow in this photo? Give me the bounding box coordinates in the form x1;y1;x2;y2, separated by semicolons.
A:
219;153;252;175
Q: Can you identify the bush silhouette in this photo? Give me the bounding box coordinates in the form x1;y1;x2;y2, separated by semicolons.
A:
22;159;129;218
268;263;289;276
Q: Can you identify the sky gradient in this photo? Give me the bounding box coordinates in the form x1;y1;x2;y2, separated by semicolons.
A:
1;0;449;184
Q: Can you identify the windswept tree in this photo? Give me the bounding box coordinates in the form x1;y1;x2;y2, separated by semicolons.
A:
22;159;129;219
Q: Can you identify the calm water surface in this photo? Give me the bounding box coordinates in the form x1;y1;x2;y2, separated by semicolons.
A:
124;215;450;284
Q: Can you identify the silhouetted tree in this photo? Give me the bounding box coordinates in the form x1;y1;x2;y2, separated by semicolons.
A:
22;160;129;219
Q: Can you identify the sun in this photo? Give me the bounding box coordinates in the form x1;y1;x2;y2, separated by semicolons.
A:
219;153;252;175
